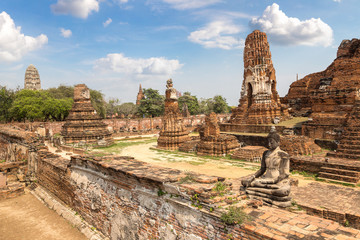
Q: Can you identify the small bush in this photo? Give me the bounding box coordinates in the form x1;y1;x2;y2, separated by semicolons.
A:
221;207;251;225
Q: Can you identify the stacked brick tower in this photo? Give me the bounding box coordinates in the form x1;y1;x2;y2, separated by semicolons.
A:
229;30;289;124
61;84;113;146
24;64;41;90
157;79;190;150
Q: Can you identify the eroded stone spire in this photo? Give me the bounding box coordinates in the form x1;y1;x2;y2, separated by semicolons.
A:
24;64;41;90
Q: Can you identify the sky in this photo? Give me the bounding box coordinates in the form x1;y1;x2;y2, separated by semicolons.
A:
0;0;358;106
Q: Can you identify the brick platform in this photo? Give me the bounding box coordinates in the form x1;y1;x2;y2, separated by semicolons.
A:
292;182;360;230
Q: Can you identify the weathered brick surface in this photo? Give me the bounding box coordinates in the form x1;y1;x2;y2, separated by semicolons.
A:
286;39;360;141
197;113;239;156
0;182;25;200
65;155;360;239
292;182;360;229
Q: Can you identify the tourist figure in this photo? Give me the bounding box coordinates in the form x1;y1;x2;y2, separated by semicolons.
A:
241;129;291;207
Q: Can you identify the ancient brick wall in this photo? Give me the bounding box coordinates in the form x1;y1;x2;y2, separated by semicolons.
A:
36;150;74;206
67;155;268;239
1;114;229;137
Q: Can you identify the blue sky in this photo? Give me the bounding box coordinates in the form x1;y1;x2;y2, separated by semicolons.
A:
0;0;358;105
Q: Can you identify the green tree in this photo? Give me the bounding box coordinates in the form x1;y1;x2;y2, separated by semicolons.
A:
0;86;16;122
46;85;74;99
9;89;73;122
105;98;121;117
90;89;106;118
118;102;138;118
178;92;199;115
212;95;229;114
138;88;164;117
198;95;229;114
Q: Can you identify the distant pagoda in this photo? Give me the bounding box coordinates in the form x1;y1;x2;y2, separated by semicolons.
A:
61;84;113;146
24;64;41;90
136;84;144;105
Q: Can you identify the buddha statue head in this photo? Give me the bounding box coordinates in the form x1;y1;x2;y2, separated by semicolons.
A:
267;129;280;150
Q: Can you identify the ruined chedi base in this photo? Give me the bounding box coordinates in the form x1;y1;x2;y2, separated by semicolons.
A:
61;84;113;146
285;38;360;140
330;94;360;159
229;30;290;125
197;112;239;156
157;79;190;150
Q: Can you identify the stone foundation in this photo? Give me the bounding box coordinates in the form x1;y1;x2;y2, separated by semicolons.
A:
231;146;267;162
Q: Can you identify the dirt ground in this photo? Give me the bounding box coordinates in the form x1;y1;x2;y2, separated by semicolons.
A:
119;142;257;179
117;141;314;187
0;191;87;240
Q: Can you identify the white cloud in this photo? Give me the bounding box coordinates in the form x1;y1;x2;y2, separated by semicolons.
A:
94;53;183;77
60;28;72;38
0;11;48;62
333;0;341;2
152;0;221;10
113;0;128;4
188;20;244;50
103;18;112;27
250;3;333;47
51;0;100;19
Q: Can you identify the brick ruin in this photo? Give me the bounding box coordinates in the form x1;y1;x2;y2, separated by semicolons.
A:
328;93;360;159
24;64;41;90
157;79;190;150
285;38;360;141
61;84;113;146
197;112;239;156
228;30;289;125
0;128;359;238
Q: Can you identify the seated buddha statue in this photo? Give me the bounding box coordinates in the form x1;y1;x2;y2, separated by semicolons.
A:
241;129;291;208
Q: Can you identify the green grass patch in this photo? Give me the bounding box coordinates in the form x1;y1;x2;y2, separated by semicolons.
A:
188;161;206;166
276;117;308;128
93;138;157;154
291;170;317;179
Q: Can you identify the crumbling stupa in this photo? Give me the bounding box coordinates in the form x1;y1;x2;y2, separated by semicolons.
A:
61;84;113;146
197;112;239;156
157;79;190;150
24;64;41;90
229;30;289;124
285;38;360;141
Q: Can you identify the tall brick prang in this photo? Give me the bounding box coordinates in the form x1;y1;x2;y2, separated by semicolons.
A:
229;30;289;124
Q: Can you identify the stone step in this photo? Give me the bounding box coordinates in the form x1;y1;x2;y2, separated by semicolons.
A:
318;172;359;183
339;136;360;141
320;167;360;177
334;152;360;160
339;139;360;145
316;177;357;186
336;149;360;156
337;144;360;150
